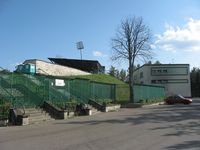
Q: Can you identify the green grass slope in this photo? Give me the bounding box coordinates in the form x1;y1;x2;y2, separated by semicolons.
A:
73;74;127;85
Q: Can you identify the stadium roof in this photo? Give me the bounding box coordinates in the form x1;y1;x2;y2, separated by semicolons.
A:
48;58;105;73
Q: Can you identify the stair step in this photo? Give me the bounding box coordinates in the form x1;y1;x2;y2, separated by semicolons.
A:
29;117;53;124
91;110;101;115
24;108;42;113
29;116;54;124
28;115;50;119
89;106;101;115
22;108;54;124
27;113;43;117
28;112;50;117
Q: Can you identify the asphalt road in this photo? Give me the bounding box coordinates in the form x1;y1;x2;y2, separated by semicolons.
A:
1;98;200;150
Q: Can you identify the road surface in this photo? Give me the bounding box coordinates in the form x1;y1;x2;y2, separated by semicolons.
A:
0;98;200;150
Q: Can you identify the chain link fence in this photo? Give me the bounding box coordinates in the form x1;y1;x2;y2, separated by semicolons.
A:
0;72;116;108
134;84;165;103
0;72;165;109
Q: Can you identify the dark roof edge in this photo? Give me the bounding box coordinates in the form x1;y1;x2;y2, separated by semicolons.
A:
48;58;99;63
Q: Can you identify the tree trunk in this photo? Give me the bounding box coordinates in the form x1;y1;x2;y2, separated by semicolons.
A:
129;63;134;103
129;83;134;103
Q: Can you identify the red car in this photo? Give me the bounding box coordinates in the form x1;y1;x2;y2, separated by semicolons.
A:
165;95;192;105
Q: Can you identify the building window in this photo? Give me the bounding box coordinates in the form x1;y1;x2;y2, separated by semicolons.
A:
151;67;188;76
25;65;29;69
157;70;162;73
152;70;156;73
167;79;188;83
151;79;187;84
163;69;167;73
162;80;168;83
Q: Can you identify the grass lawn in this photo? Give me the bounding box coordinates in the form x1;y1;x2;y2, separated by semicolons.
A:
71;74;127;85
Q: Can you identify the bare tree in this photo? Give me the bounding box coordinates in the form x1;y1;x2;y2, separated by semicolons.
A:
111;16;153;103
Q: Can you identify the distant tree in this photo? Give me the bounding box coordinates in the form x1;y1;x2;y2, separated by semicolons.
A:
147;61;152;64
108;66;127;82
133;64;141;70
108;66;117;77
119;69;127;82
108;66;120;78
190;67;200;97
111;16;153;102
115;69;120;79
0;67;10;73
136;64;141;68
154;60;161;64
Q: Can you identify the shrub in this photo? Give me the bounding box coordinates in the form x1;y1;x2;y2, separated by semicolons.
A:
96;99;113;106
136;97;165;104
0;102;11;120
49;99;78;111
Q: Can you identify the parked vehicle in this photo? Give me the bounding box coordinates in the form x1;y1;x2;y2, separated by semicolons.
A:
165;95;192;105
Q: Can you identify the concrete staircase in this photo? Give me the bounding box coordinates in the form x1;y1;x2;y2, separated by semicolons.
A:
23;108;54;124
88;105;101;115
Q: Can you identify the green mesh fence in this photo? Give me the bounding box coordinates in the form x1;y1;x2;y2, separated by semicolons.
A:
0;72;116;108
134;84;165;103
69;79;91;103
0;73;45;108
115;84;130;101
91;81;116;101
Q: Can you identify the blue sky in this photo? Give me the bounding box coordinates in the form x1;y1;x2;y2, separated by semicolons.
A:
0;0;200;71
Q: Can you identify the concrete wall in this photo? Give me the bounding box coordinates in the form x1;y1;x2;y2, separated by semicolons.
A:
24;59;91;76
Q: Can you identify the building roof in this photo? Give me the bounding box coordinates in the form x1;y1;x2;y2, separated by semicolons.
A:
48;58;104;73
23;59;51;64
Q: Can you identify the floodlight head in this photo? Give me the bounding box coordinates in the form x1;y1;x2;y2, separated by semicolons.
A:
76;41;84;50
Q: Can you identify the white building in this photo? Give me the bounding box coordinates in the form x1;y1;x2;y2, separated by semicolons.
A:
133;64;191;97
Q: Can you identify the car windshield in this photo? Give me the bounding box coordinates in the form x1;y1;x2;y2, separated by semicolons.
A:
178;95;185;99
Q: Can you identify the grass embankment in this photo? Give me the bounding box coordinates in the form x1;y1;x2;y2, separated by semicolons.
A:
71;74;127;85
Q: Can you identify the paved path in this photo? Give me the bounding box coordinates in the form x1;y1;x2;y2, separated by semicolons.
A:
1;98;200;150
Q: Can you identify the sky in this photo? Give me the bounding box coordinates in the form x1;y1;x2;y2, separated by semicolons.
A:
0;0;200;71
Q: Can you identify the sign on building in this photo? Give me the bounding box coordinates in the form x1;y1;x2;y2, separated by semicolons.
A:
55;79;65;86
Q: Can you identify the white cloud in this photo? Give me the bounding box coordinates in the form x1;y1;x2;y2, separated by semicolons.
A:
155;18;200;53
93;51;107;57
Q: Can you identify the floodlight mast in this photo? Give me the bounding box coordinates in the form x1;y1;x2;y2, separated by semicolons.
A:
80;49;82;60
76;41;84;60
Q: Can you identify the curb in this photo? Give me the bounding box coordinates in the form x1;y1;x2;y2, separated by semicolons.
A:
121;102;165;108
141;102;165;108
